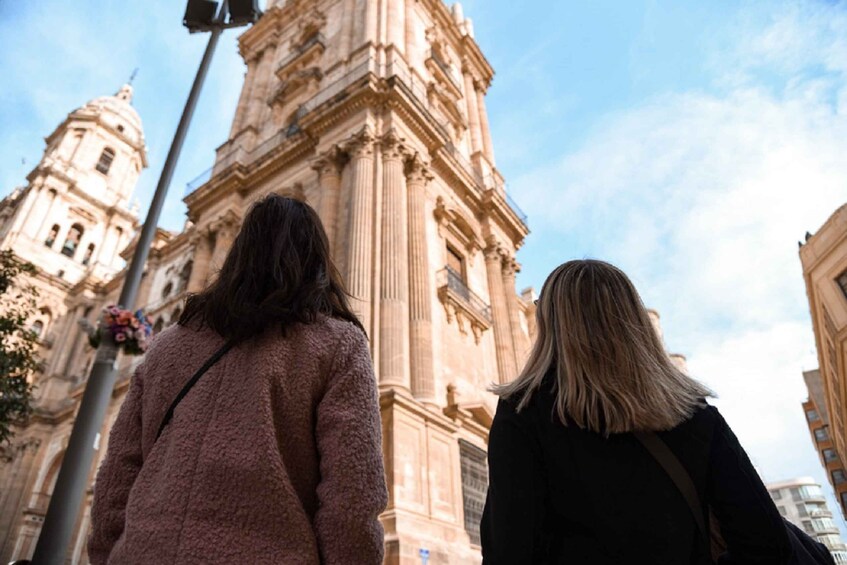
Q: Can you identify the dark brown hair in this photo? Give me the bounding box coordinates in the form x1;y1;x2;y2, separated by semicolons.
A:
179;194;362;342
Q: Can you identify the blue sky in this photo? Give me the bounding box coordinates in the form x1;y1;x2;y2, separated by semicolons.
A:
3;0;847;532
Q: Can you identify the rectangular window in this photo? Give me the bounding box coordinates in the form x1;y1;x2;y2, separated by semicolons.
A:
798;504;809;517
837;269;847;301
816;428;830;443
777;505;786;516
771;490;782;500
459;439;488;546
807;409;820;422
446;245;465;282
803;520;814;534
791;487;802;501
834;470;847;485
824;449;839;463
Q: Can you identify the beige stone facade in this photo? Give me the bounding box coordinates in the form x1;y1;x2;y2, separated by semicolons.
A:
800;203;847;518
0;1;534;563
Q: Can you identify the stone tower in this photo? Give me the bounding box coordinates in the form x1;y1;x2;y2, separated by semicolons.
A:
0;85;146;562
181;1;531;562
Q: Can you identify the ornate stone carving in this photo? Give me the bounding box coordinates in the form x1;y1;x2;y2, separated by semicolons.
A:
380;129;410;161
343;126;376;159
434;197;484;258
405;153;434;185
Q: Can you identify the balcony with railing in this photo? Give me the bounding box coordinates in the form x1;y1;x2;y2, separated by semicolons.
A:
437;266;491;343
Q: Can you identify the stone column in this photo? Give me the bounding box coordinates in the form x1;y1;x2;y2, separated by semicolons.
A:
187;230;213;293
407;155;436;404
462;65;483;155
387;0;405;54
378;131;411;390
475;79;496;165
135;256;160;310
502;257;531;369
485;242;517;384
245;48;273;135
340;0;355;61
209;216;239;277
34;188;60;241
355;0;379;47
343;127;376;333
404;0;417;64
230;56;259;137
312;147;345;253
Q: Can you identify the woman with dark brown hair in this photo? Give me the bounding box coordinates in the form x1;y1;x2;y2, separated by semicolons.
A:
89;195;387;564
481;259;793;564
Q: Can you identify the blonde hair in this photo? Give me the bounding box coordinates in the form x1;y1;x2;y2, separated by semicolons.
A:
493;259;713;434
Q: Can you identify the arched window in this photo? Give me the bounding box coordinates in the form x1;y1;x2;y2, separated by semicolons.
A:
81;243;96;266
61;224;84;258
179;261;193;291
95;147;115;175
44;224;60;248
153;318;164;334
30;320;44;338
162;282;173;300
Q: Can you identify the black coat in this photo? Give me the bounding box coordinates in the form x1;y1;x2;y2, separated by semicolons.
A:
480;385;792;565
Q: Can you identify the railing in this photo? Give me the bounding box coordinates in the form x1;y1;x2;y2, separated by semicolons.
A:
437;266;492;324
505;190;528;225
185;167;213;196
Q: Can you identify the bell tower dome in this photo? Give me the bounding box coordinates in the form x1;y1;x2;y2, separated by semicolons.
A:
0;84;147;284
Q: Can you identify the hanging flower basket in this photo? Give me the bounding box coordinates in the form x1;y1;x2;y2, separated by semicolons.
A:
88;305;154;356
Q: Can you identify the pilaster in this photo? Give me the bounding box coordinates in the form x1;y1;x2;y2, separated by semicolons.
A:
311;146;346;254
187;230;213;293
406;154;436;405
501;256;530;369
474;79;495;166
484;240;517;384
378;130;411;391
342;126;377;334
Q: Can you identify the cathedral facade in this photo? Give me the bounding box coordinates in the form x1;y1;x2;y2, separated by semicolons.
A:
0;1;532;563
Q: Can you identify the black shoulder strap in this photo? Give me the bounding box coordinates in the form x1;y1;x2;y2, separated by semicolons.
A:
155;341;234;442
634;431;709;547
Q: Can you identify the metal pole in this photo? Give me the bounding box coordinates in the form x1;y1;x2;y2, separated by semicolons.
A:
31;6;226;563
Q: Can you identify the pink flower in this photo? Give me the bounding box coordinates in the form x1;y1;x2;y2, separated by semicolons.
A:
115;333;127;343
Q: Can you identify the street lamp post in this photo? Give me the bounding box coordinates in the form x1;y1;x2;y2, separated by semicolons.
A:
30;1;260;563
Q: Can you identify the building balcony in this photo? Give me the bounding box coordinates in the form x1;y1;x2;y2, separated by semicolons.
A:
437;266;491;343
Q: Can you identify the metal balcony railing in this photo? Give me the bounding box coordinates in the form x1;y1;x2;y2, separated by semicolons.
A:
185;167;213;197
437;266;492;324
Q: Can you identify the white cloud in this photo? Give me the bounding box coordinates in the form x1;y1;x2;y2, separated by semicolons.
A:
512;0;847;519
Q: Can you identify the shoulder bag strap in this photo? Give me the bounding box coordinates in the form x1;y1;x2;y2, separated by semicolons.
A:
155;341;234;442
634;431;709;547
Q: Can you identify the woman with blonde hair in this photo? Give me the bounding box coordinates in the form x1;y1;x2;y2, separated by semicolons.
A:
481;259;791;564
